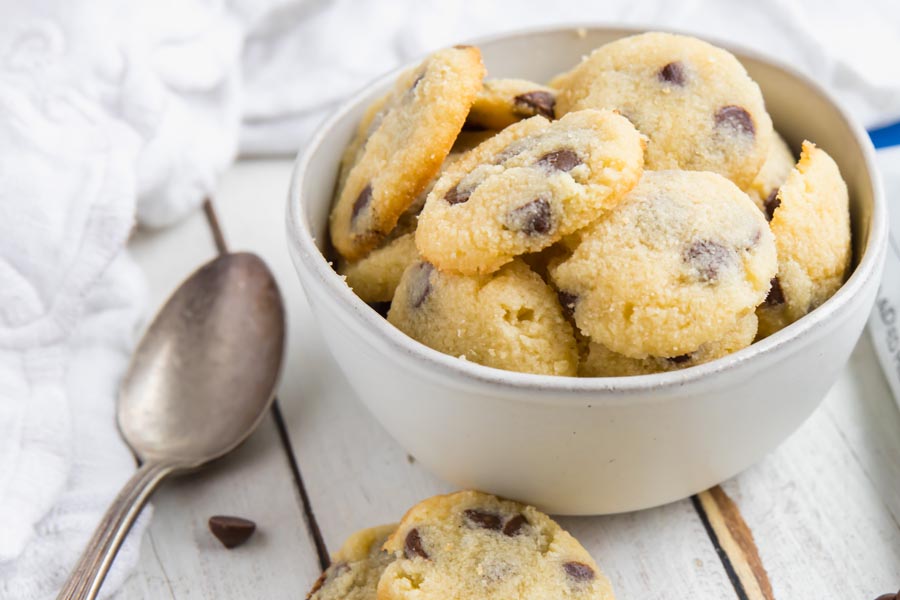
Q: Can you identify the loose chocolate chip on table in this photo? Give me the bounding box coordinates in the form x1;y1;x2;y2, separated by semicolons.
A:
715;105;755;136
684;240;733;282
514;91;556;119
557;291;578;318
873;592;900;600
667;354;692;365
502;514;528;536
507;198;553;235
208;515;256;549
563;561;596;582
445;183;471;205
404;528;429;559
536;148;582;172
658;61;686;86
764;277;785;306
764;188;781;221
351;184;373;223
409;262;434;308
464;509;503;531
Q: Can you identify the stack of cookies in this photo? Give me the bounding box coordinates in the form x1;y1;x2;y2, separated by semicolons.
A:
329;33;851;377
306;490;615;600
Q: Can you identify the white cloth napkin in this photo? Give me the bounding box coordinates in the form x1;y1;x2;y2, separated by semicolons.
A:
2;1;899;598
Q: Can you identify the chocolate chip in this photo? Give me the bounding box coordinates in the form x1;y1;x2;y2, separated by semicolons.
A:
494;140;528;164
351;184;373;223
502;514;528;536
514;91;556;118
410;72;425;92
464;509;503;531
715;105;755;136
404;528;429;559
507;198;552;236
684;240;733;282
658;61;686;86
558;291;578;318
667;354;692;364
873;591;900;600
535;148;582;172
445;183;471;205
208;515;256;549
764;277;785;306
563;561;595;582
409;262;434;308
764;188;781;221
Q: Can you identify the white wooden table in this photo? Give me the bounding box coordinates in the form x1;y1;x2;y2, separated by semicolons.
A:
119;159;900;599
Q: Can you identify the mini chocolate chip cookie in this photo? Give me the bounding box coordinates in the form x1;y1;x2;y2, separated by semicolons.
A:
340;233;419;303
554;32;773;189
551;170;776;359
329;46;485;261
388;258;578;375
416;109;645;275
757;141;851;338
580;313;758;376
466;78;558;130
307;524;397;600
747;132;795;217
378;490;615;600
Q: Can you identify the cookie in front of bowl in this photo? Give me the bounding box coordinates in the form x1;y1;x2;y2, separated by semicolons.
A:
378;490;615;600
416;109;645;275
554;32;772;189
756;141;851;338
329;45;485;261
551;170;776;359
307;524;397;600
388;258;578;376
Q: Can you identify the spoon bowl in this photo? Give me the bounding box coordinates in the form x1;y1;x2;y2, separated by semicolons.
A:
119;252;285;466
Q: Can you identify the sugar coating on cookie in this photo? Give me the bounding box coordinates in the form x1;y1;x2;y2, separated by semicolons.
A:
757;141;850;338
329;46;485;261
580;313;758;376
307;524;397;600
388;258;578;375
378;491;615;600
416;109;645;275
551;170;776;359
747;132;795;216
555;32;772;189
466;78;557;130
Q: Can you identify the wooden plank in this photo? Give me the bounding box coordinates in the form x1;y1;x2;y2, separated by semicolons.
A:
720;334;900;600
117;205;321;598
214;159;740;598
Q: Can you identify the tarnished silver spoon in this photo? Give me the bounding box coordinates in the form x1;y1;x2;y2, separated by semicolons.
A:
57;252;285;600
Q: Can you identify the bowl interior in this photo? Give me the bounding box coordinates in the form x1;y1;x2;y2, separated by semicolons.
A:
292;26;881;389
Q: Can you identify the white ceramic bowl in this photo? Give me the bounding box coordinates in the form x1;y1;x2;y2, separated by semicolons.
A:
286;26;887;515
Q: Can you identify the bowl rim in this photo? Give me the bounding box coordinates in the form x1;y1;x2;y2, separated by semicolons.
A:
286;23;887;400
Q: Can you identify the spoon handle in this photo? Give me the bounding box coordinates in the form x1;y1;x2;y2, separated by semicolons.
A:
56;461;175;600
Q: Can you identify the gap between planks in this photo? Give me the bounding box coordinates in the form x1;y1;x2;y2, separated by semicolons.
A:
693;487;775;600
202;197;331;572
201;194;774;599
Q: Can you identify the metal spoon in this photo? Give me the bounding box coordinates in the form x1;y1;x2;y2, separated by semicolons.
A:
57;252;286;600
